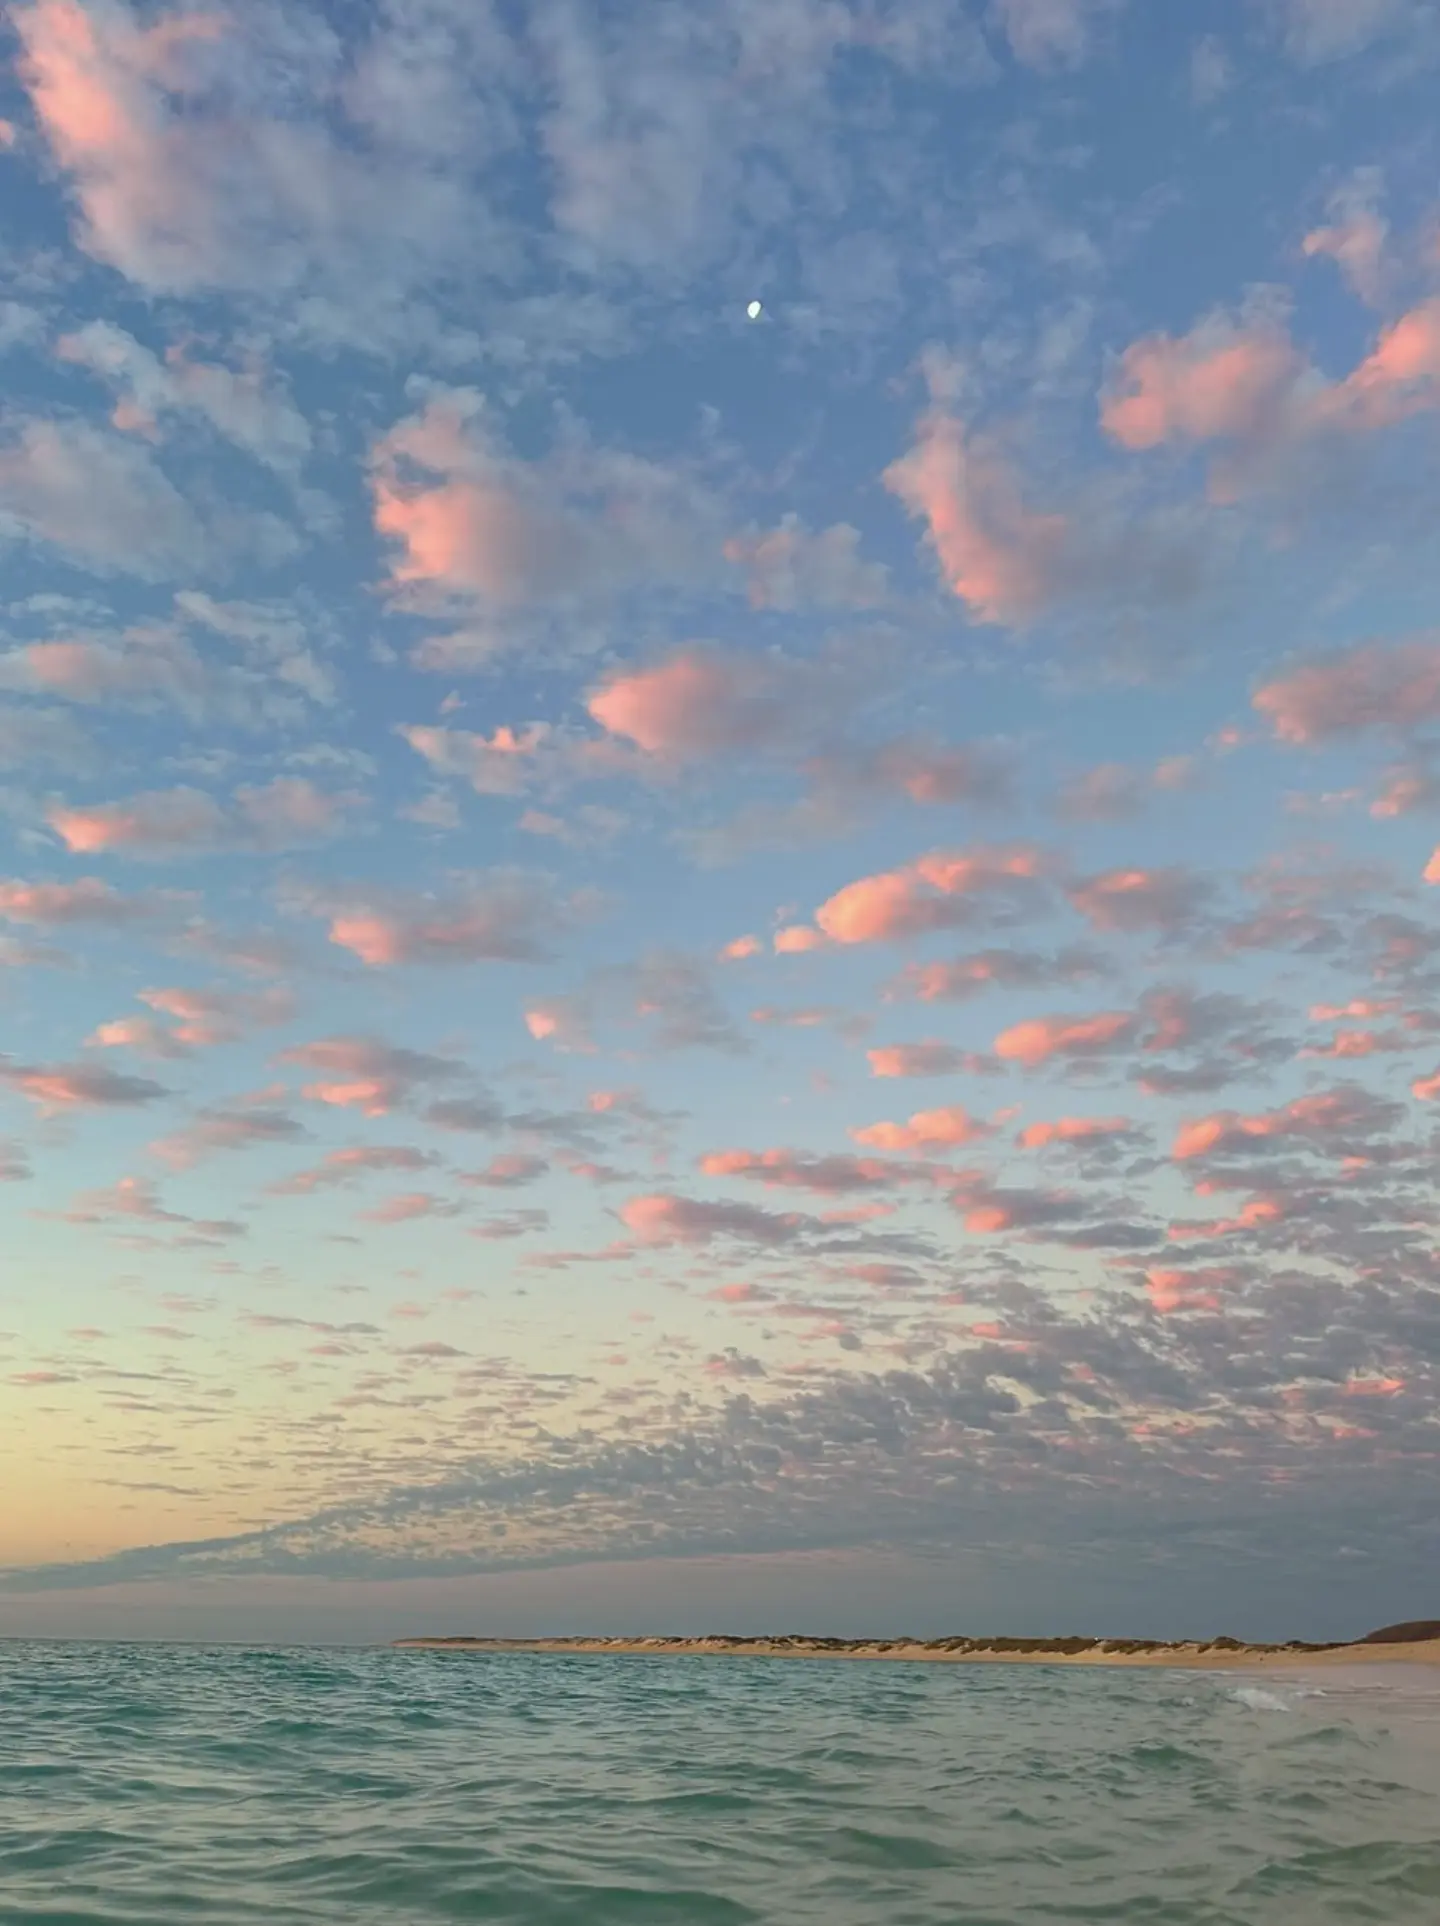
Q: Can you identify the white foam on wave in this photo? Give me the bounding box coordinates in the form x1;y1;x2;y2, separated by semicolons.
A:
1228;1685;1306;1712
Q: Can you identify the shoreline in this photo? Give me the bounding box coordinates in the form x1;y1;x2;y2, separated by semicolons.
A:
391;1634;1440;1670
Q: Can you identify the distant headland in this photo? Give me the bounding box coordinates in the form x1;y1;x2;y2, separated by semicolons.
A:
392;1621;1440;1669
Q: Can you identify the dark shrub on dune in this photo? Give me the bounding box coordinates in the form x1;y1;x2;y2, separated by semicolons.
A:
1356;1620;1440;1644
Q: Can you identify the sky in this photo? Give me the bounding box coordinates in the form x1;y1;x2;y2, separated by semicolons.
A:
2;0;1440;1647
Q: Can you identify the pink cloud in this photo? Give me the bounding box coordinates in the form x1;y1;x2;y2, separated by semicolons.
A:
1169;1195;1287;1239
371;399;559;605
719;934;761;961
882;406;1066;623
0;875;167;924
619;1191;805;1246
815;870;926;946
1101;315;1304;451
851;1104;994;1151
773;925;829;954
61;1172;240;1239
270;1145;440;1195
86;1013;188;1059
1172;1086;1394;1158
1017;1115;1132;1149
1067;867;1208;933
374;469;510;598
584;646;858;767
371;392;710;620
588;649;765;759
136;984;293;1047
299;875;566;967
12;1;226;286
47;778;354;858
14;632;205;718
1300;1027;1408;1060
66;1175;162;1221
1254;637;1440;743
1334;299;1440;428
959;1203;1009;1234
1145;1267;1226;1315
809;845;1046;947
993;1010;1136;1068
1370;763;1440;817
1310;997;1399;1021
9;600;334;726
565;1159;626;1185
949;1175;1082;1237
459;1153;547;1189
1103;298;1440;479
277;1037;462;1117
866;1042;979;1078
358;1192;459;1225
842;1262;922;1292
320;910;435;968
22;637;149;701
706;1282;772;1304
697;1148;928;1193
15;11;470;332
47;791;219;855
0;1057;166;1112
110;396;156;435
301;1082;394;1119
523;996;594;1051
17;2;200;153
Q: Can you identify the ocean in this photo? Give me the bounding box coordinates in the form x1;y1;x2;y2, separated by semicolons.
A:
2;1641;1438;1923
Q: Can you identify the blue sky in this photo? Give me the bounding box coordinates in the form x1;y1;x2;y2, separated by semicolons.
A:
2;0;1440;1642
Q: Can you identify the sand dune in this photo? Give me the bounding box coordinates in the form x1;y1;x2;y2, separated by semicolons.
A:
392;1628;1440;1669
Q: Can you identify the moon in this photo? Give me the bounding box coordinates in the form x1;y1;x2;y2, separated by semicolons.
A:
746;299;763;320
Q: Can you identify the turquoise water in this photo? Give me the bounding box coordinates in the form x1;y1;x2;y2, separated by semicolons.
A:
2;1642;1439;1923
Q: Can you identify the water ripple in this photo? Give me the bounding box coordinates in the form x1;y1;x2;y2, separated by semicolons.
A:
1;1643;1438;1923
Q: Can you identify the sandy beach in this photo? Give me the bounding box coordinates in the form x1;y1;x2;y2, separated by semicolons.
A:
392;1632;1440;1670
